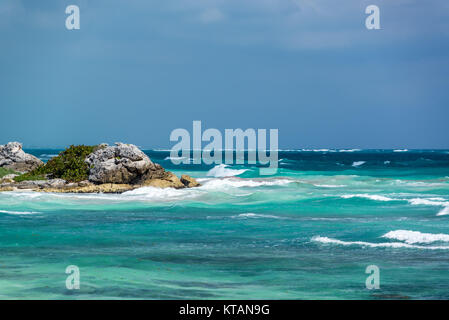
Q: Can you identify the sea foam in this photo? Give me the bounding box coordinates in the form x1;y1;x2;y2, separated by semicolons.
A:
206;164;248;178
437;206;449;216
121;186;199;201
408;198;448;206
312;236;449;250
382;230;449;244
198;177;292;189
0;210;41;215
233;213;284;219
341;194;395;202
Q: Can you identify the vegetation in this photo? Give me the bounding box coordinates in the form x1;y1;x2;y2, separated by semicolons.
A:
14;145;96;183
0;167;18;179
13;171;47;182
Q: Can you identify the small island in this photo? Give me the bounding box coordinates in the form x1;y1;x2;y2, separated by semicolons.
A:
0;142;199;193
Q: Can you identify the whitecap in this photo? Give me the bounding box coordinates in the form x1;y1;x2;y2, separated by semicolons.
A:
300;149;335;152
408;198;448;206
339;149;361;152
382;230;449;244
314;184;346;188
394;149;408;152
232;213;284;219
0;210;41;215
341;194;395;202
206;164;248;178
352;161;366;167
121;186;200;201
198;177;292;189
395;180;448;187
437;207;449;216
312;236;449;250
164;156;189;161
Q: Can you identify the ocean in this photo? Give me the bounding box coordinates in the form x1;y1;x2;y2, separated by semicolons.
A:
1;149;449;299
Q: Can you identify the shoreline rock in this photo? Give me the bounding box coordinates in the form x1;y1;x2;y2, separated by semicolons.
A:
0;142;200;194
0;142;43;172
181;174;200;188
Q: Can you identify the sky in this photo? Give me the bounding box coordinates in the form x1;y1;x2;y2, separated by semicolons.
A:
0;0;448;149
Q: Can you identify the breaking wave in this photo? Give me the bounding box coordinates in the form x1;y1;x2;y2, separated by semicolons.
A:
437;206;449;216
314;184;346;188
120;186;199;201
352;161;366;167
341;194;395;202
312;236;449;250
0;210;41;215
232;213;284;219
206;164;248;177
408;198;448;206
382;230;449;244
198;177;293;189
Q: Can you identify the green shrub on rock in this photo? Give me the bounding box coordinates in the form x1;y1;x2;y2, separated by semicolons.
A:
0;167;18;179
14;145;95;183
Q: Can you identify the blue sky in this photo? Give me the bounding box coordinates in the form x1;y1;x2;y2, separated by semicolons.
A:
1;0;448;148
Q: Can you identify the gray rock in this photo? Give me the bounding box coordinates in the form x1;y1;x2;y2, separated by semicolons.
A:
12;178;68;190
85;143;159;184
0;142;43;172
2;174;18;180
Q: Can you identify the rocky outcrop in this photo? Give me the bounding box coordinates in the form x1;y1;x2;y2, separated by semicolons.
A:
0;142;43;172
0;142;200;193
0;178;135;194
85;143;154;184
43;183;135;194
180;174;200;188
0;174;18;184
84;142;189;189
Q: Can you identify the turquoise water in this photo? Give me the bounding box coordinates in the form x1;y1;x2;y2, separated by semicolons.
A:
1;149;449;299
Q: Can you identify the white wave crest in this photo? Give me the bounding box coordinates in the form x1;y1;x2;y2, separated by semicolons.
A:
408;198;448;206
437;207;449;216
232;213;284;219
394;149;408;152
164;156;190;161
301;149;334;152
206;164;248;177
339;149;361;152
0;210;41;215
314;184;346;188
352;161;366;167
341;194;395;202
382;230;449;244
39;154;58;158
199;177;292;189
312;236;449;250
121;186;199;201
